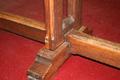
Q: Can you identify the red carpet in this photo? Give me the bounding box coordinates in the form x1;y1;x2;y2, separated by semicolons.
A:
0;0;120;80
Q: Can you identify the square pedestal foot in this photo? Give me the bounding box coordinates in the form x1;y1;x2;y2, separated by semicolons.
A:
27;42;71;80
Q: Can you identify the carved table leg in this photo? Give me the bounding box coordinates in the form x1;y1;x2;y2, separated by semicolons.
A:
27;42;71;80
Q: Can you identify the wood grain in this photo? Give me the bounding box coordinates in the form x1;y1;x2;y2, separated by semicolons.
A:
0;11;46;42
63;0;82;34
44;0;64;50
68;0;82;29
0;11;46;30
67;30;120;68
28;42;70;80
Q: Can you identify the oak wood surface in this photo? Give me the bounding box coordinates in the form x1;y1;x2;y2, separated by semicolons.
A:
67;30;120;68
28;42;70;80
68;0;82;29
1;0;119;80
0;11;45;30
0;11;46;42
44;0;64;50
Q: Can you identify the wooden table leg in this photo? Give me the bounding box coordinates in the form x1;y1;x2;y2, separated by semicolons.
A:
27;42;71;80
27;0;83;80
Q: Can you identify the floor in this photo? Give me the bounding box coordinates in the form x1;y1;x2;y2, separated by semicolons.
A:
0;0;120;80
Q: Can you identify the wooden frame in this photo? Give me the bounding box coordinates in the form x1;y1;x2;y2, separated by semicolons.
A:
0;0;120;80
67;30;120;68
0;11;46;42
